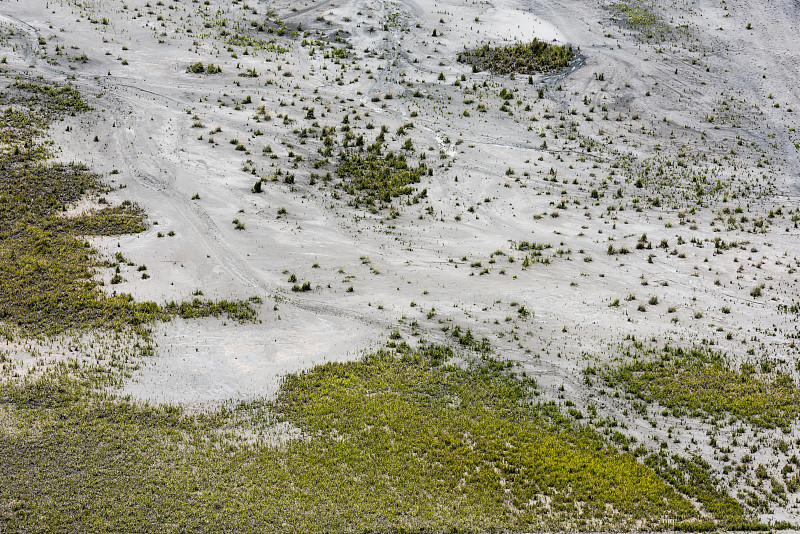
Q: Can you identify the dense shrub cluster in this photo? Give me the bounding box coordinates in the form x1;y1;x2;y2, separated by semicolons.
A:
458;39;574;75
336;149;428;210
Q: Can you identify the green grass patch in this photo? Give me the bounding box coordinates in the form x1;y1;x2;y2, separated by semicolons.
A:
335;149;428;210
612;1;660;28
5;79;90;118
0;344;755;532
609;1;681;41
643;451;761;530
458;39;574;75
602;345;800;430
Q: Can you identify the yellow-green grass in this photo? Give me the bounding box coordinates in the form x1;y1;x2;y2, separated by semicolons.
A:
603;345;800;430
0;76;763;534
0;345;753;532
0;79;255;338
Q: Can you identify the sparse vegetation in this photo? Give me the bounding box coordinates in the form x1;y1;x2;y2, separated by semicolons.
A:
5;0;799;527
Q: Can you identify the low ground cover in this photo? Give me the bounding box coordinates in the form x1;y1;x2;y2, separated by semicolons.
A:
0;344;752;532
602;345;800;430
0;79;255;338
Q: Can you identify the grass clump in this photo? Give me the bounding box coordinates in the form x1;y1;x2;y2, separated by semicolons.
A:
603;345;800;429
0;343;751;532
336;149;428;210
458;39;574;75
